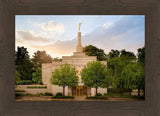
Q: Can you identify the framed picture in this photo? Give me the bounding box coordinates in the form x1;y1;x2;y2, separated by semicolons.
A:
0;0;159;116
15;15;145;102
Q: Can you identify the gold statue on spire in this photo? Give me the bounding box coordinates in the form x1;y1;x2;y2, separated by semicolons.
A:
79;22;82;31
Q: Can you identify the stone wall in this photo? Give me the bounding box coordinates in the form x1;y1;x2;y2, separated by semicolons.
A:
51;85;68;96
91;87;107;96
16;85;48;94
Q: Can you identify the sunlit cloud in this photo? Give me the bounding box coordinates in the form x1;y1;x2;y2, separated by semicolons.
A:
39;20;65;34
32;39;77;58
16;30;51;45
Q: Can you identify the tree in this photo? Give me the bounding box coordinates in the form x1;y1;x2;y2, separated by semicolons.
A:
15;69;21;85
81;61;112;96
31;50;53;68
83;45;107;61
121;63;145;96
137;46;145;96
15;46;34;81
120;49;136;60
15;46;29;63
106;49;137;88
137;46;145;65
32;67;42;84
53;57;62;61
107;49;120;59
50;64;79;96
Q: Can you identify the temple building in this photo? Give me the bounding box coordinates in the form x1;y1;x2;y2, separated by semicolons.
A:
42;26;107;96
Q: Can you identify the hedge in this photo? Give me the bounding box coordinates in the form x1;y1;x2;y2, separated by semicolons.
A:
86;96;108;99
107;88;132;94
15;90;25;92
17;80;32;85
27;86;47;89
15;93;25;96
52;96;75;99
56;92;62;96
15;93;44;97
96;93;102;96
44;92;53;96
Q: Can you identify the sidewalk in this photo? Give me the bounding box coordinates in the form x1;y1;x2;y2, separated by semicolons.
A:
15;96;144;101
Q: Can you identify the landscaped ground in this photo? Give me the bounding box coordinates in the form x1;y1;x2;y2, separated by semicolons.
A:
15;95;144;101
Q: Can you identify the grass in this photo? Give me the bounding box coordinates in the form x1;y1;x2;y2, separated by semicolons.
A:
86;96;108;99
105;93;144;99
51;96;75;99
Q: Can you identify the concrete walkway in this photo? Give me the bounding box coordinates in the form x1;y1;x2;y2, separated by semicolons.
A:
15;96;144;101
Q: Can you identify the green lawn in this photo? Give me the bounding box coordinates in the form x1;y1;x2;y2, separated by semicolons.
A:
105;93;144;99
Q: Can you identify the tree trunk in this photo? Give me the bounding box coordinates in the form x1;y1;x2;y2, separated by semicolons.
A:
63;85;65;96
138;88;140;97
95;87;98;96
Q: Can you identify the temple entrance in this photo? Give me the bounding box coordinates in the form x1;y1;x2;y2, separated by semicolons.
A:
72;86;87;96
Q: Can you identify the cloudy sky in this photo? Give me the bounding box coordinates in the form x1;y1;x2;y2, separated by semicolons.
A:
15;15;145;58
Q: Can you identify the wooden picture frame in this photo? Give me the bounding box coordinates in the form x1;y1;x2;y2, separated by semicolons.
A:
0;0;159;115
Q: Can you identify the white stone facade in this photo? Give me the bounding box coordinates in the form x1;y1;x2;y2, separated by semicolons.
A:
42;31;107;96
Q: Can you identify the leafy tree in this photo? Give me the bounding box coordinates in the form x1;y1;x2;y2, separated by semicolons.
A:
81;61;112;96
107;49;137;88
32;67;42;84
15;69;21;85
15;47;29;63
15;47;34;81
137;46;145;65
121;63;145;96
50;64;79;96
83;45;107;61
108;49;120;59
120;49;136;60
137;46;145;95
31;50;53;68
53;57;62;61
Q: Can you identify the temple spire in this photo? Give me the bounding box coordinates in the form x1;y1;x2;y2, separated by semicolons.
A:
76;23;83;52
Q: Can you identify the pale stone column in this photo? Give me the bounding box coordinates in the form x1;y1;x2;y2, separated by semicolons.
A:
76;32;83;52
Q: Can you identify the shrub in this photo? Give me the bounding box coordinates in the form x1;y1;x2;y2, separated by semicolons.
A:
56;92;62;96
26;93;32;96
34;86;37;88
18;80;32;85
103;93;107;96
86;96;108;99
15;93;25;97
39;93;44;96
52;96;75;99
27;86;47;89
96;93;102;96
44;92;53;96
107;88;132;94
15;90;25;92
39;82;43;85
